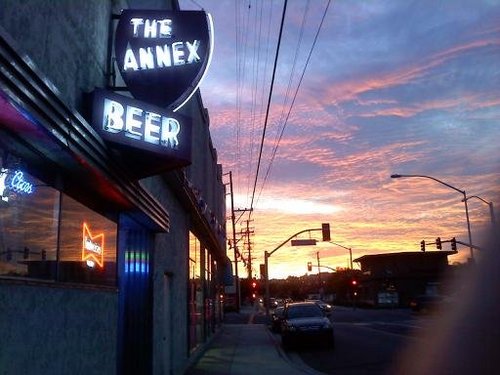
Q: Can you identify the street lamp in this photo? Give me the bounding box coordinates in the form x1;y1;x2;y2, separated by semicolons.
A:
328;241;353;269
462;195;496;224
391;174;474;260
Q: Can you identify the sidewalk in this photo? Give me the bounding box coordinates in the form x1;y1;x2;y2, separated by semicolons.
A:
185;319;313;374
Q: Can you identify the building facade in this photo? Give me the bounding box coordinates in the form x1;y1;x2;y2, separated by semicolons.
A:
354;251;456;307
0;1;227;374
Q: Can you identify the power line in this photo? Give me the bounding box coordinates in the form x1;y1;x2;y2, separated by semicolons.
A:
257;0;333;204
249;0;289;213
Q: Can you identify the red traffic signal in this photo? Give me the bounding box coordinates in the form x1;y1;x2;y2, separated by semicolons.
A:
351;280;357;286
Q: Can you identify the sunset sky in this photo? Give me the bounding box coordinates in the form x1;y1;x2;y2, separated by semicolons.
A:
180;0;500;279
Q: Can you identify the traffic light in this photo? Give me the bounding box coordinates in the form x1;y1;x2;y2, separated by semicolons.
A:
259;263;266;279
450;237;457;251
321;223;331;242
420;240;425;252
41;249;47;260
23;247;29;259
436;237;442;250
307;262;312;272
251;278;258;300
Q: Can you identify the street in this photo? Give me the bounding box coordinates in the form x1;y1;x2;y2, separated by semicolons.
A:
231;304;435;375
284;306;423;374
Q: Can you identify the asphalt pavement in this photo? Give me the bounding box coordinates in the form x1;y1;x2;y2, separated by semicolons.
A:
185;305;318;375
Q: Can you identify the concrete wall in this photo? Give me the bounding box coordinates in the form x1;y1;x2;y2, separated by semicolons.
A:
0;0;111;111
140;175;191;375
0;283;118;375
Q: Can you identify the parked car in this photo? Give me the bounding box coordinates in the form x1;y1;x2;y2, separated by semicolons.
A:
281;302;334;349
306;299;333;314
270;305;285;333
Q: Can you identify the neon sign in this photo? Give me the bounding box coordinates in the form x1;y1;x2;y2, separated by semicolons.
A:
9;170;34;194
114;10;214;111
82;222;105;268
91;89;192;165
103;98;180;148
0;168;35;202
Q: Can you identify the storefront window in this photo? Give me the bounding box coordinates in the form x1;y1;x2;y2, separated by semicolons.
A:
0;151;117;286
0;166;59;279
59;194;117;286
188;232;203;352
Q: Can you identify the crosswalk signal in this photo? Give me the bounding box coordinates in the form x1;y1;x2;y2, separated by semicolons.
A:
450;237;457;251
420;240;425;252
436;237;442;250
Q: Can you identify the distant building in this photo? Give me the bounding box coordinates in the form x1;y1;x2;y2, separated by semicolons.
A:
354;251;456;307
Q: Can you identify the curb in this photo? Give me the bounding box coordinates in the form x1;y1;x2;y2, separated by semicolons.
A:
265;326;326;375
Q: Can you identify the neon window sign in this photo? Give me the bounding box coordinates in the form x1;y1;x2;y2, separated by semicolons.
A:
0;168;35;202
82;222;105;268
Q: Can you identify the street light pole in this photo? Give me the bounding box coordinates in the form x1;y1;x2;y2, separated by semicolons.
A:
329;241;353;269
463;195;496;224
264;226;329;319
391;174;474;261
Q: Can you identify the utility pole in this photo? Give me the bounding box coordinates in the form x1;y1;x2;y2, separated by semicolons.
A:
223;172;255;310
241;219;254;279
316;252;322;299
227;172;240;310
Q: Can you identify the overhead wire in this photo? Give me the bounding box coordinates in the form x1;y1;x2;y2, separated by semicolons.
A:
234;1;242;197
273;0;311;145
249;0;289;214
256;0;333;204
246;0;265;202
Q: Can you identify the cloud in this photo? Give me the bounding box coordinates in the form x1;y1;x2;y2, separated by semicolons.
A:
182;0;500;279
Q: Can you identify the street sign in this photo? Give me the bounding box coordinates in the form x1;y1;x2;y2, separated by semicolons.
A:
291;239;317;246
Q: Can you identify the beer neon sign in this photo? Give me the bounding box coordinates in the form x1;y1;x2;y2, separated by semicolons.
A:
91;89;192;165
0;168;35;202
82;222;105;268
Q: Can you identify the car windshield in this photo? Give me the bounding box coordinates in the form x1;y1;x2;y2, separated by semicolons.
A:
287;304;323;319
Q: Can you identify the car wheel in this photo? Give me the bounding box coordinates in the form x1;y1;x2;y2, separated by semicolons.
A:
282;335;291;350
326;335;335;349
